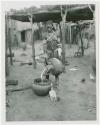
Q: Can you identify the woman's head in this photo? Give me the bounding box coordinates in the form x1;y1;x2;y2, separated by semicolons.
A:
46;20;55;32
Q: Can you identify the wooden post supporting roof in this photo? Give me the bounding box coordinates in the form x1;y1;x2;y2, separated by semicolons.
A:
60;5;67;66
7;15;13;65
58;22;62;44
69;24;72;48
5;14;9;76
88;5;96;76
29;15;36;69
77;22;84;56
88;5;95;50
8;28;13;65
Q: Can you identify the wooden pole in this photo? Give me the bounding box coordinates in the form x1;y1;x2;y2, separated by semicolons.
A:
61;22;66;65
77;22;84;56
60;5;67;65
29;15;36;69
69;24;72;48
59;23;62;43
7;16;13;65
5;14;9;76
66;23;69;44
88;5;96;76
88;4;95;50
8;28;13;65
37;22;42;40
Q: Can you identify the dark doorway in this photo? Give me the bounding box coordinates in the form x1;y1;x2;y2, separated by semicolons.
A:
21;30;25;42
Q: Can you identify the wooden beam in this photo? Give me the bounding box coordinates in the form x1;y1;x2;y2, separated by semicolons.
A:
29;15;36;69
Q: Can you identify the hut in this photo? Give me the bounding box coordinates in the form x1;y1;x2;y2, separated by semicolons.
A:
8;19;39;47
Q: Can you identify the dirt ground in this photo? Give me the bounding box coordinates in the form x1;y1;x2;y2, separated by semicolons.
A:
6;41;96;121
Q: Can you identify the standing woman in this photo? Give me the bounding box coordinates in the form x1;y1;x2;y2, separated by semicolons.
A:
45;21;60;59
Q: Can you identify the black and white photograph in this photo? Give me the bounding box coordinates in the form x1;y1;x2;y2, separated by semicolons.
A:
1;0;99;122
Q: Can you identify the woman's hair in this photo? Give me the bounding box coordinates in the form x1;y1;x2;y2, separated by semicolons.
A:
46;20;55;31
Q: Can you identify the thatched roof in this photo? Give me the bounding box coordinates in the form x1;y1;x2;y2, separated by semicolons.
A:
9;5;95;23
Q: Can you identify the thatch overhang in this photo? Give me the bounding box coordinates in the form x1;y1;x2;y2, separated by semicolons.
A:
9;5;95;23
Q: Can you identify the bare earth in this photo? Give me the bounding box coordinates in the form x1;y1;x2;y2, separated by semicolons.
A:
6;41;96;121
